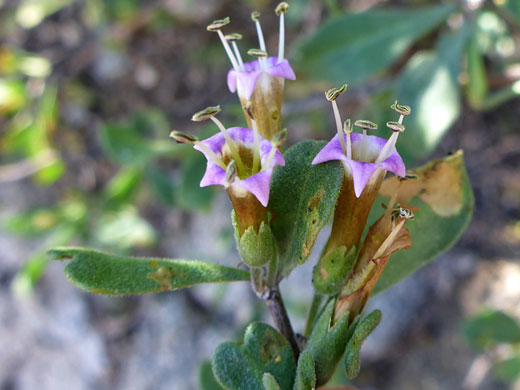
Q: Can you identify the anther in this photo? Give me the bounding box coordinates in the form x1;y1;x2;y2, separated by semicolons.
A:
386;121;405;133
354;120;378;131
192;105;221;121
248;48;268;58
226;33;244;67
391;101;411;116
275;2;290;15
207;17;230;31
169;130;199;144
225;33;242;41
273;128;287;148
325;84;348;101
244;102;255;120
225;160;238;188
391;101;411;125
343;119;353;134
251;11;260;22
398;173;418;181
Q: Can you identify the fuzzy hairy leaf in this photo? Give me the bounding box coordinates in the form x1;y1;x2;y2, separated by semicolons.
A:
213;322;296;390
293;351;316;390
294;3;456;85
371;151;474;294
344;310;382;379
269;141;343;276
49;247;249;295
305;300;355;386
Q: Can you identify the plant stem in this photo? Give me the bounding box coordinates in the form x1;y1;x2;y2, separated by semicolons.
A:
265;287;300;360
304;291;325;337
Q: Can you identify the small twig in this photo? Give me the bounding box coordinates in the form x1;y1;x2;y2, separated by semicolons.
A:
265;288;300;360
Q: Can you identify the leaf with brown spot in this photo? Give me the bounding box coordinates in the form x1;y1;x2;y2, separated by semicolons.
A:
269;141;343;277
49;247;250;295
380;150;465;217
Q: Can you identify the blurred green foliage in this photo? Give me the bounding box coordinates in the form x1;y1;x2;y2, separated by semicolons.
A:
462;309;520;384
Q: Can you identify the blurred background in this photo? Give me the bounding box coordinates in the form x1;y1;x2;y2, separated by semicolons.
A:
1;0;520;389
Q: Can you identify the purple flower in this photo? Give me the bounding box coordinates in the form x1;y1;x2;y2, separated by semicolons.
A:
312;86;407;198
312;133;405;197
227;57;295;100
206;6;295;141
194;127;285;207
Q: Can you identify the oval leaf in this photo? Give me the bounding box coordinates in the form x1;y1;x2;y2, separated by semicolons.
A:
268;141;343;277
294;3;456;84
48;247;249;295
213;322;296;390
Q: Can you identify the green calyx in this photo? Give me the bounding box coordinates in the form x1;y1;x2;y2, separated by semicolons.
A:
313;245;358;295
304;300;356;386
233;211;276;267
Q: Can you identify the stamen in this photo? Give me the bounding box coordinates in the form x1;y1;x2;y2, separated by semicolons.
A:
226;33;244;68
216;30;240;71
391;100;411;125
354;120;377;137
171;130;225;169
272;128;287;148
251;119;261;174
375;121;406;164
195;142;226;170
191;105;245;174
209;116;246;175
247;48;268;58
248;48;267;70
191;105;221;122
225;160;237;188
207;18;239;70
264;141;279;171
325;85;348;156
169;130;199;144
343;119;353;159
275;3;290;64
251;11;268;68
170;130;225;167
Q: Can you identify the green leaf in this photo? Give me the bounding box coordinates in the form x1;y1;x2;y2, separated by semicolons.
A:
48;247;250;295
175;150;215;211
293;351;316;390
372;151;474;294
500;0;520;23
393;50;461;164
268;141;343;276
493;356;520;383
465;34;488;109
344;310;382;379
92;207;156;250
305;300;354;386
262;373;281;390
105;166;143;203
100;111;180;166
200;361;224;390
147;166;175;206
212;322;296;390
294;3;456;84
3;207;61;236
461;309;520;349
